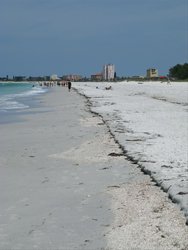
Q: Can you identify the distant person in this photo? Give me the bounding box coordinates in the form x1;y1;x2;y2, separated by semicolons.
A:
68;81;72;92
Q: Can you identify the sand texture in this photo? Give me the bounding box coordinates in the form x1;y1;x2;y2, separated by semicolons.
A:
0;87;188;250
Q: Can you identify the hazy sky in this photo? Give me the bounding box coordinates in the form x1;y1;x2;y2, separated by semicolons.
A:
0;0;187;77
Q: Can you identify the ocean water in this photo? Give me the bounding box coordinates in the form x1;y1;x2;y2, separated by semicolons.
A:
0;82;48;123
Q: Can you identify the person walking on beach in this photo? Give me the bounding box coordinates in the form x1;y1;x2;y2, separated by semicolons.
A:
68;81;72;92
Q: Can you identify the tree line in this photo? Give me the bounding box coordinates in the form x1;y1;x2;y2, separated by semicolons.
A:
169;63;188;80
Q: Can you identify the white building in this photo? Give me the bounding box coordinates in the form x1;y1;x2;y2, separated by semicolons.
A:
103;64;115;80
50;74;59;80
146;68;158;78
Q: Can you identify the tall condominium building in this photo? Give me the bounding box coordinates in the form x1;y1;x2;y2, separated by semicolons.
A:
103;64;115;80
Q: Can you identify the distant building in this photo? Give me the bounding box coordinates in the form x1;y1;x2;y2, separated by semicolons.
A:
146;68;158;78
103;64;115;80
62;74;82;81
131;76;144;79
13;76;27;81
91;73;103;81
50;74;59;80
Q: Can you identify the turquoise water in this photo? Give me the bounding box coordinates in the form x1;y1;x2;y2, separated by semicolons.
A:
0;82;47;112
0;82;32;95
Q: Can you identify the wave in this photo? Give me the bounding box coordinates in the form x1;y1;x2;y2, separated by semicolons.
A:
0;85;48;112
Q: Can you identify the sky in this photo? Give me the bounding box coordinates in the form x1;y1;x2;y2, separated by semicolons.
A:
0;0;187;77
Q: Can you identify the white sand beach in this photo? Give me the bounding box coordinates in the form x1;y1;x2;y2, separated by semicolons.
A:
74;81;188;223
0;86;188;250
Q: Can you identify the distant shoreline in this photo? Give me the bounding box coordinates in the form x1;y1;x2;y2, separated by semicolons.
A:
1;78;188;84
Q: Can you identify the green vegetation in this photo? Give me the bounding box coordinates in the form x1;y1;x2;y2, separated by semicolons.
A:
169;63;188;80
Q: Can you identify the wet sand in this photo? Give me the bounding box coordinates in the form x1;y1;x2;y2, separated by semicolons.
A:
0;87;188;249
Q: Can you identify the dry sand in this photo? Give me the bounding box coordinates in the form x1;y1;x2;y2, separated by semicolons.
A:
0;87;188;250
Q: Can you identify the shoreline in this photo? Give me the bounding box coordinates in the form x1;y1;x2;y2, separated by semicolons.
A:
73;81;188;226
74;87;188;225
0;87;188;249
0;82;49;124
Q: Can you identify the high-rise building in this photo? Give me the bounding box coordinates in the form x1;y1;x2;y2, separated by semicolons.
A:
103;64;115;80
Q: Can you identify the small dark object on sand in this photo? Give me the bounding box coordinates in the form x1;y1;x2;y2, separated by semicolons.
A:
177;192;188;195
107;185;121;189
105;86;112;90
108;152;124;157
